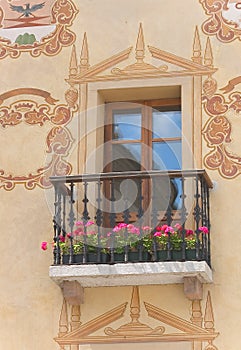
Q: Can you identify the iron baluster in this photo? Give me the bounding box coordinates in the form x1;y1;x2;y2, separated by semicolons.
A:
201;176;207;260
55;185;62;264
82;181;90;263
151;175;159;261
95;180;103;263
53;184;58;265
122;179;131;262
68;182;75;264
109;179;116;263
206;180;211;266
193;175;201;260
180;177;187;261
137;179;144;262
62;193;67;238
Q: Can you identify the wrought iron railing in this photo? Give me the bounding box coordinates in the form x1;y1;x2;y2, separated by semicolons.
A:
50;169;212;266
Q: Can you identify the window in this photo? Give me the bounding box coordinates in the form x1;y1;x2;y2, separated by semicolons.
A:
105;99;181;171
104;99;182;221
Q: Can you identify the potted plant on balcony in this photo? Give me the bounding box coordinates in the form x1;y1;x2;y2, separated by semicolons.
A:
41;220;109;264
109;223;152;262
150;224;209;261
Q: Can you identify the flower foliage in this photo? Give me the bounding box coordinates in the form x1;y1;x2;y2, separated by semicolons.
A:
151;223;209;251
109;223;152;253
41;221;209;255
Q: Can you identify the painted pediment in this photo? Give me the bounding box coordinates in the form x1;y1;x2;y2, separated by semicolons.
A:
67;24;217;85
55;286;219;347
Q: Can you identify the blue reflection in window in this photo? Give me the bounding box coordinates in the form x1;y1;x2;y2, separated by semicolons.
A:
152;110;181;139
152;141;182;170
113;110;141;140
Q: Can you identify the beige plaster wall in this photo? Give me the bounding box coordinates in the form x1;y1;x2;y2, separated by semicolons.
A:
0;0;241;349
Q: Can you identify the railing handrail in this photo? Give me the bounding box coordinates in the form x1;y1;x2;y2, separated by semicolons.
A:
50;169;213;188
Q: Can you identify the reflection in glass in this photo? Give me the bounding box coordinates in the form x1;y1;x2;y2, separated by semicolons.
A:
152;141;182;170
152;108;181;139
112;143;141;171
112;143;141;212
112;109;141;140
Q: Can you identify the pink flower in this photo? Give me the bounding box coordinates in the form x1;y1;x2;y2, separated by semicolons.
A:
75;221;83;226
59;235;65;243
199;226;209;234
142;226;151;231
85;221;95;227
161;224;168;231
67;232;72;238
113;223;127;232
156;226;162;231
127;224;140;234
74;229;82;236
88;230;96;235
174;223;182;230
154;231;161;237
41;241;48;250
165;226;174;234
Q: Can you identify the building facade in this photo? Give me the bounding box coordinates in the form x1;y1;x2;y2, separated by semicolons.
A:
0;0;240;349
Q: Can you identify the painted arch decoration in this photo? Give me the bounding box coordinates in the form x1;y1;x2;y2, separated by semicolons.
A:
0;0;78;58
200;0;241;42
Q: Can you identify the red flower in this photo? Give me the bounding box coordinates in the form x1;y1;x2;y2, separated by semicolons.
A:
185;229;193;236
41;241;48;250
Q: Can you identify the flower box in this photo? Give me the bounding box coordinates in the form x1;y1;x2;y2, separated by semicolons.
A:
62;252;110;264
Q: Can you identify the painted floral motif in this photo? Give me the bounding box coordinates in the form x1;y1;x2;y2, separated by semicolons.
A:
0;126;73;190
200;0;241;42
202;77;241;178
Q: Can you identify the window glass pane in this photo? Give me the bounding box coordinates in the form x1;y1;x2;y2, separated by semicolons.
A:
152;177;182;210
152;109;181;139
112;143;141;171
152;141;182;170
112;109;141;140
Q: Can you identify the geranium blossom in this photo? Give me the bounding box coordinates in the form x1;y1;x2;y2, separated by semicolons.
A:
41;241;48;250
199;226;209;234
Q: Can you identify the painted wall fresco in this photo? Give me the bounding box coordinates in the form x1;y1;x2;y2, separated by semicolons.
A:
0;86;78;190
202;76;241;178
0;0;78;58
55;286;219;350
200;0;241;42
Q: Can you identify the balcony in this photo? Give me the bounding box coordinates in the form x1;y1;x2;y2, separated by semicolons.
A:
49;169;213;289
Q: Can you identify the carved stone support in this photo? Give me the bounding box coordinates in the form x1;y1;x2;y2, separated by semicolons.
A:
183;276;203;300
61;281;84;305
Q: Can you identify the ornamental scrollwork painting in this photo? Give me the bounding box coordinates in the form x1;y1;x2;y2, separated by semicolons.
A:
0;0;78;58
199;0;241;42
0;126;73;190
202;75;241;178
0;87;78;190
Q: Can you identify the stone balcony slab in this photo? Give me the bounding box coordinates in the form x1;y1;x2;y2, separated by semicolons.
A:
49;261;212;288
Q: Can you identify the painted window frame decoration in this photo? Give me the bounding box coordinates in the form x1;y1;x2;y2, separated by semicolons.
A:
200;0;241;42
0;0;78;58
